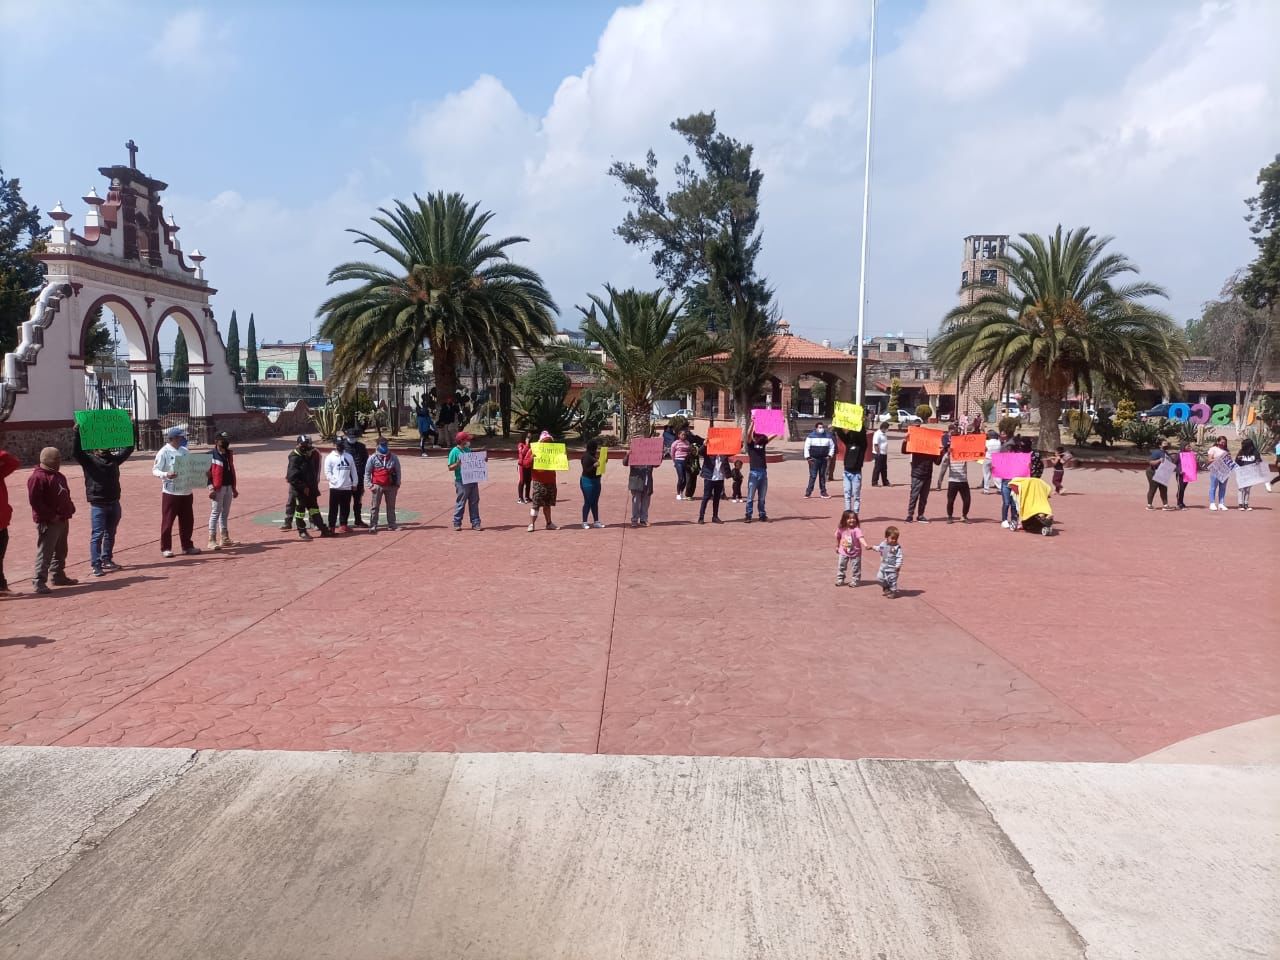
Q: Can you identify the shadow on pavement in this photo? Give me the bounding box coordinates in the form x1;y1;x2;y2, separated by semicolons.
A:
0;636;54;648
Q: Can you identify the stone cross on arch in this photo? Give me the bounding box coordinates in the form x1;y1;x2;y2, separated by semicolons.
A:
126;139;138;168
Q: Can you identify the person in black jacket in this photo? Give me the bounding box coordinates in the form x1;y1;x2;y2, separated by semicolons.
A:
902;435;942;523
344;428;370;527
287;436;333;540
833;426;867;514
72;424;133;577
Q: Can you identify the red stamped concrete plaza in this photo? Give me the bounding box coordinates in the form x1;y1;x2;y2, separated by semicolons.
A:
1;439;1276;760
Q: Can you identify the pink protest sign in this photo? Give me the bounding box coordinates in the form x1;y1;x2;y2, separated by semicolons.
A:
1179;451;1198;482
751;408;786;437
991;452;1031;480
628;437;664;467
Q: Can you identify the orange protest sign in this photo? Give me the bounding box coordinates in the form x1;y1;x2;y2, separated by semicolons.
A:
706;427;741;456
905;426;943;456
948;432;987;462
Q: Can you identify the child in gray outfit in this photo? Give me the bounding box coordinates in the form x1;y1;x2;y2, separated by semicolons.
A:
876;526;904;597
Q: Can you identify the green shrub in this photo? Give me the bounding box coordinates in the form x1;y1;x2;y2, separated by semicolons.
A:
997;415;1022;436
1113;398;1137;429
514;363;575;437
1123;419;1161;450
1242;424;1275;457
574;386;613;441
915;403;933;420
1069;414;1093;447
667;415;689;435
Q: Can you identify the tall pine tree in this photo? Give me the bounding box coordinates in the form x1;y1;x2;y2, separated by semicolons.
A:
245;313;259;382
225;309;240;384
172;329;189;382
296;346;311;383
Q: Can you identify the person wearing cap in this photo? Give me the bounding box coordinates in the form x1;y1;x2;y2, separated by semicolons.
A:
363;437;402;533
324;435;357;533
207;431;238;550
152;426;199;557
528;430;559;532
27;446;78;594
344;428;370;527
447;431;482;531
72;422;133;576
287;435;333;539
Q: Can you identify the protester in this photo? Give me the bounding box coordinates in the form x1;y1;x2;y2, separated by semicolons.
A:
206;432;237;550
415;404;435;458
833;424;867;514
72;423;133;575
577;439;605;529
1207;436;1230;510
448;431;482;531
697;450;730;524
1267;438;1279;493
152;426;199;558
516;431;534;504
870;421;891;487
436;396;459;450
324;435;358;533
27;446;77;593
802;422;835;498
1145;443;1174;511
364;437;401;533
288;435;333;539
729;458;744;502
670;429;691;501
902;434;941;523
875;526;904;598
528;430;559;532
623;449;654;527
0;443;18;593
744;422;779;523
1009;476;1055;535
1049;446;1072;495
944;451;971;523
1176;442;1194;510
999;434;1019;529
682;430;703;500
934;426;955;491
345;428;370;528
1236;438;1260;511
982;430;1001;493
834;509;871;587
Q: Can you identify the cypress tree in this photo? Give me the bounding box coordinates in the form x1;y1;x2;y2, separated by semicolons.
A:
172;329;190;381
245;313;259;383
225;309;240;383
296;346;311;383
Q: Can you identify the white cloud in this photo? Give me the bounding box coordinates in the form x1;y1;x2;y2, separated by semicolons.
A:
150;9;232;74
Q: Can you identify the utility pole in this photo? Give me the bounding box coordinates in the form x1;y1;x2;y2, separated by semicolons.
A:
853;0;878;406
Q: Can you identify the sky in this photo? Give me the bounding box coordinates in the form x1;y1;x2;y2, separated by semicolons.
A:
1;0;1276;352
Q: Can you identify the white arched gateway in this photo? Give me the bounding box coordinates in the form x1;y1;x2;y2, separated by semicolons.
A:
0;143;250;459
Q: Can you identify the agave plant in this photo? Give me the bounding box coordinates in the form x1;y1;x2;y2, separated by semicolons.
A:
1123;419;1162;451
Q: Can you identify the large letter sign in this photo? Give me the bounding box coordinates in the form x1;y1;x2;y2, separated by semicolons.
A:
1163;402;1254;426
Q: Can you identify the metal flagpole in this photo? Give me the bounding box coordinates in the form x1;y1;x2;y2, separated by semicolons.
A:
854;0;878;406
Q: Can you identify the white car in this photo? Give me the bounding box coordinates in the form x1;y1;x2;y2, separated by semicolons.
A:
878;410;923;427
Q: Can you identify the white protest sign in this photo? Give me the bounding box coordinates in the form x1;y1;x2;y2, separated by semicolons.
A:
460;451;488;484
1209;454;1236;483
1234;461;1271;490
173;452;212;496
1152;458;1176;487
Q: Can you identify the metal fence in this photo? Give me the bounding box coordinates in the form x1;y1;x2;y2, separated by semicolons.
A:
157;380;194;418
83;375;137;416
241;384;327;413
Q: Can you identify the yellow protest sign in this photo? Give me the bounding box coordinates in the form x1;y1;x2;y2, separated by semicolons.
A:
832;402;863;432
597;447;608;476
532;441;569;471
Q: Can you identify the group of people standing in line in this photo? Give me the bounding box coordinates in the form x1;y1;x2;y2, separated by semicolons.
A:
1143;435;1276;511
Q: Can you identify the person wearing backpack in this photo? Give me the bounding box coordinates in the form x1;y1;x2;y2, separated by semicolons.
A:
364;438;402;533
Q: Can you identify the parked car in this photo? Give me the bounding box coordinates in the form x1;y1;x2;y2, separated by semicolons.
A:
878;410;923;428
1139;403;1172;421
669;408;696;420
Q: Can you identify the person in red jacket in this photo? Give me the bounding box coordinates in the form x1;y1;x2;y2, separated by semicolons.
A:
27;446;78;594
516;431;534;504
207;432;238;550
0;442;20;593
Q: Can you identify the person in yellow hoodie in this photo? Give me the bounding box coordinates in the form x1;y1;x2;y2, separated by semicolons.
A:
1008;475;1054;536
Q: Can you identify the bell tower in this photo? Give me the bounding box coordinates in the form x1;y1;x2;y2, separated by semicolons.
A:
960;234;1009;305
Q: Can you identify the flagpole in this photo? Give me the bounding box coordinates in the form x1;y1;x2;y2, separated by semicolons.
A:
854;0;877;406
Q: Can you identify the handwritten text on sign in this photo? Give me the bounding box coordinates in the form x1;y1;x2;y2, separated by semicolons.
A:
1234;461;1271;489
905;426;943;456
460;451;488;484
628;437;663;467
1209;454;1236;483
174;452;212;496
531;442;569;471
74;409;133;450
948;433;987;462
750;408;786;438
706;427;741;456
831;402;863;432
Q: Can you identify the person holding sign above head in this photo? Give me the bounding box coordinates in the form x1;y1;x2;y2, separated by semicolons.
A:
802;422;835;499
152;426;199;558
27;447;77;593
622;447;655;527
832;422;867;514
324;435;357;533
72;422;133;576
902;428;943;523
447;432;482;531
207;432;238;550
743;421;779;523
579;439;606;529
528;430;560;532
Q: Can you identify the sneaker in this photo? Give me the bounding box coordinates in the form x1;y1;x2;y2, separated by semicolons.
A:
962;517;971;523
33;582;51;595
1266;482;1273;493
1146;505;1154;511
51;575;78;586
593;522;606;528
473;524;483;531
220;537;237;548
712;517;724;524
454;525;463;532
676;494;684;501
528;523;536;533
630;521;638;528
804;493;812;499
1208;503;1217;511
1000;521;1010;529
353;520;369;528
182;547;201;555
852;579;861;587
546;522;558;530
161;549;175;558
697;518;705;524
759;516;769;523
420;453;430;458
917;516;930;523
387;525;398;532
339;526;351;534
92;567;104;578
904;517;915;523
835;580;845;587
102;560;122;571
639;520;649;527
298;529;312;540
368;526;378;534
820;494;832;500
744;516;753;523
583;522;592;529
947;517;954;524
208;538;220;551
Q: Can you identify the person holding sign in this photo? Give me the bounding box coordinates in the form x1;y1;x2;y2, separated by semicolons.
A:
152;426;199;557
447;432;482;531
743;419;780;523
622;447;655;527
1207;436;1231;510
579;439;605;529
528;431;560;532
802;423;835;499
1235;438;1261;511
832;423;867;514
902;428;943;523
72;422;133;576
1145;444;1176;511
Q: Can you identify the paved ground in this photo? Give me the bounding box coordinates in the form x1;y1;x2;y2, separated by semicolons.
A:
1;747;1274;959
1;437;1276;760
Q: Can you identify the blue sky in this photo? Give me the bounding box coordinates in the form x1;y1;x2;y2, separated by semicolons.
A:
2;0;1275;350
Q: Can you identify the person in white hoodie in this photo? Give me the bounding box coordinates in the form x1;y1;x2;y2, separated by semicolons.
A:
324;435;358;534
151;425;199;558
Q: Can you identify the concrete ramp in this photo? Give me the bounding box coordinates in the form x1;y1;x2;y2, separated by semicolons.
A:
0;748;1274;959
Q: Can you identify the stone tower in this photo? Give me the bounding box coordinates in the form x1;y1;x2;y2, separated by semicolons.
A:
954;234;1010;422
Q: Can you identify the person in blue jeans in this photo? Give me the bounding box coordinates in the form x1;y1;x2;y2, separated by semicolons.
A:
580;439;605;528
743;425;779;523
833;425;867;514
802;423;835;498
447;431;481;530
71;423;133;576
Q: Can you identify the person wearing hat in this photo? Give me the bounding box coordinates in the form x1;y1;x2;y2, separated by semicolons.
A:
528;430;559;532
72;421;134;576
447;431;482;531
344;428;370;528
206;431;239;550
152;426;199;558
287;435;333;539
324;435;358;533
363;436;402;533
27;446;78;594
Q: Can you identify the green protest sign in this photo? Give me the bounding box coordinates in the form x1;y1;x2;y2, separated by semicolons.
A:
74;409;134;450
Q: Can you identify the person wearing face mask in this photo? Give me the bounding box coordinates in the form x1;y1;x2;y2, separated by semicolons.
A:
364;438;402;533
287;435;333;540
344;429;370;527
803;422;835;499
72;421;133;575
152;426;199;558
206;431;238;551
324;435;358;533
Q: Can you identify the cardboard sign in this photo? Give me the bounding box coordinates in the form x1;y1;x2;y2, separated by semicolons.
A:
1152;458;1176;487
597;447;608;476
991;452;1031;480
460;451;488;484
173;452;212;496
905;426;943;456
750;408;786;438
628;437;664;467
74;409;133;450
948;433;987;463
1209;454;1236;483
706;427;741;456
1234;461;1271;489
1179;451;1198;483
531;442;569;471
832;402;863;432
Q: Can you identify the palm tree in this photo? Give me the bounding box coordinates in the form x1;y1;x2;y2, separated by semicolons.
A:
930;226;1187;449
566;285;715;439
714;299;776;440
316;192;557;401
